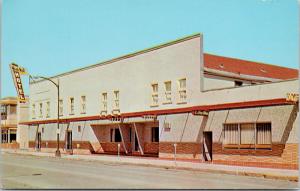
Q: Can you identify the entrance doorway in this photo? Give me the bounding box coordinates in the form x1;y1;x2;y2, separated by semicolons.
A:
203;131;212;161
36;132;41;151
9;129;17;143
66;131;72;150
134;133;139;151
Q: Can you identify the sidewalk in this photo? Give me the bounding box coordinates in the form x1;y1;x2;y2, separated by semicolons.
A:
1;148;298;182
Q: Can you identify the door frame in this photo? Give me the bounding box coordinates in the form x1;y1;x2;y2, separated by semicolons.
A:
66;130;73;150
203;131;213;161
36;132;41;151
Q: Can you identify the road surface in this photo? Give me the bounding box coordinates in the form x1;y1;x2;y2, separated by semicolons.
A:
0;153;298;189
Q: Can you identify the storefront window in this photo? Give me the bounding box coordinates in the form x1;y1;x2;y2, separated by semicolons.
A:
1;130;8;143
223;122;271;150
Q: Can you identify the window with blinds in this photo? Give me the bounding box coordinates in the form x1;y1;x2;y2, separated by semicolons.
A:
223;122;271;150
256;123;271;148
223;124;239;148
240;123;255;149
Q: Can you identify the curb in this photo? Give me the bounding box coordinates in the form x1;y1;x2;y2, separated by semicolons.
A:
2;150;298;182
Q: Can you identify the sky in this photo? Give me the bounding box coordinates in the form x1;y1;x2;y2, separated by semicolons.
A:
2;0;299;97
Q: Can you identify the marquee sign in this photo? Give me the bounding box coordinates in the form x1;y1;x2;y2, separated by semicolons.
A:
286;93;299;102
10;63;28;103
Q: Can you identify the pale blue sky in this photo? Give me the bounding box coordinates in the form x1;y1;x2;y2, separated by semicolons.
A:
2;0;299;97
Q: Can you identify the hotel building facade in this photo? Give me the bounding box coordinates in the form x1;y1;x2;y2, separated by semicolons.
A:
19;34;299;169
1;97;29;149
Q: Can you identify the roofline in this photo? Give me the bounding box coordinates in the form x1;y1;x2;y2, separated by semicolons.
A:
30;33;202;84
203;67;281;82
202;78;299;92
19;98;295;125
204;53;299;71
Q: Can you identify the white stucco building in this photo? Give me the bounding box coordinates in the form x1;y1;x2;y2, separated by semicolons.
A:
19;34;299;169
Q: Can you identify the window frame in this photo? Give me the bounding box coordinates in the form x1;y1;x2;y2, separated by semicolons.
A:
113;90;120;111
163;81;172;104
177;78;187;104
69;97;75;115
234;81;243;87
31;104;36;119
222;122;272;150
110;128;122;142
80;95;86;114
101;92;108;114
59;99;63;116
39;103;43;118
46;101;50;118
151;83;159;107
151;127;159;142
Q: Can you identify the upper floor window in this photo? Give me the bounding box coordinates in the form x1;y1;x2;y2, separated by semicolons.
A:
151;83;158;106
178;78;187;103
235;81;243;87
69;97;74;115
39;103;43;118
31;104;36;119
46;101;50;118
101;92;108;114
113;91;119;110
59;99;63;116
81;96;86;114
1;105;7;120
10;105;17;114
164;81;172;104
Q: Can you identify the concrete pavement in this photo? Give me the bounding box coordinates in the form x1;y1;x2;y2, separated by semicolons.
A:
1;148;299;182
0;152;298;189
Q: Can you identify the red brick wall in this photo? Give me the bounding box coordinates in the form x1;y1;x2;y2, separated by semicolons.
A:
94;142;132;154
159;142;201;155
0;143;19;149
29;141;93;151
213;143;285;156
159;142;298;169
144;142;159;154
212;143;299;169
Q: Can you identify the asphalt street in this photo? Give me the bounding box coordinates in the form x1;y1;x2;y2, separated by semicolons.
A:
0;153;298;189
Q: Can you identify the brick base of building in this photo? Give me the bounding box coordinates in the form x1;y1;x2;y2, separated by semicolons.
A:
159;142;299;170
29;140;159;156
0;143;19;149
27;140;298;169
